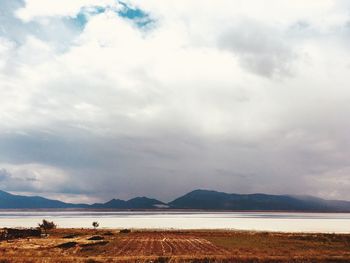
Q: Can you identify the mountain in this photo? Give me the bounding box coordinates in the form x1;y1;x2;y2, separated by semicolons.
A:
91;198;127;209
0;190;86;209
0;190;165;209
90;197;165;209
127;197;166;209
168;189;350;211
1;189;350;211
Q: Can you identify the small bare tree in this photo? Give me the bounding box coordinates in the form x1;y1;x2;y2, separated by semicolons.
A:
92;221;99;229
38;219;57;235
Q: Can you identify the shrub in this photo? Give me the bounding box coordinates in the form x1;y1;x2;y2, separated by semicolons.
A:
38;219;56;235
92;221;99;229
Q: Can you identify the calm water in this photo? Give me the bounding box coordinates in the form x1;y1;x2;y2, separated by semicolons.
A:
0;211;349;233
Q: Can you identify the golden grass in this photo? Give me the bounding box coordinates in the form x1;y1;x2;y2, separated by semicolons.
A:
0;228;350;262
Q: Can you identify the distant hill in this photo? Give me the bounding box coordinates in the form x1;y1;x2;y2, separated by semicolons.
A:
168;189;350;211
0;190;86;209
0;190;165;209
91;197;166;209
1;189;350;211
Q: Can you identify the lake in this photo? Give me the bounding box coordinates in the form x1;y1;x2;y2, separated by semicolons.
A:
0;211;349;233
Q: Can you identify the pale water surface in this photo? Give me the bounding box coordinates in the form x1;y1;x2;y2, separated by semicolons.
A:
0;211;349;233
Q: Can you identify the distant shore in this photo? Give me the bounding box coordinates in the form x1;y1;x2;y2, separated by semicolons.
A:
1;208;350;212
1;210;350;233
1;228;350;262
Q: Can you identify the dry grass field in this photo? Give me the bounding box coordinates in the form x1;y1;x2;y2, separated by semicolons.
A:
0;228;350;262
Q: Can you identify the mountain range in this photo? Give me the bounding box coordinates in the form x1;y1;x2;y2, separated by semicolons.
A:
1;189;350;211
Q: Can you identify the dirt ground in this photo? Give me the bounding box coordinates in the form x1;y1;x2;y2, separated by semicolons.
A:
1;228;350;262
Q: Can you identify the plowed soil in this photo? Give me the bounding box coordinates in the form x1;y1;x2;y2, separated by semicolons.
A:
110;232;229;256
1;228;350;262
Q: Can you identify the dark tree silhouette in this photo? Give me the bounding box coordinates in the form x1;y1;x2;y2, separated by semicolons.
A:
38;219;56;235
92;221;99;229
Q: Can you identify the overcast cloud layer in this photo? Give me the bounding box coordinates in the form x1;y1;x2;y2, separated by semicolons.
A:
1;0;350;203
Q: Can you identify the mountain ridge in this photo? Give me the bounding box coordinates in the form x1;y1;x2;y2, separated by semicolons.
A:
1;189;350;211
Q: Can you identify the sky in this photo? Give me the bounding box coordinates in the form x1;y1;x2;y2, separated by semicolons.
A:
0;0;350;203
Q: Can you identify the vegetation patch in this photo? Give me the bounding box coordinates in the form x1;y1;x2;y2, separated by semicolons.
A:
63;234;79;239
56;241;78;249
119;229;131;234
88;235;104;241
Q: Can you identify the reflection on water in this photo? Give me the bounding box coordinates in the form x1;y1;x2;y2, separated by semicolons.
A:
0;211;349;233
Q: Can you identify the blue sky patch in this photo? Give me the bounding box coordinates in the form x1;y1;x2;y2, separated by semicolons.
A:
117;1;153;27
73;1;152;29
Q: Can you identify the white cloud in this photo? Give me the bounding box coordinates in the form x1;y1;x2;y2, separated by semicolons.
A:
16;0;122;21
0;37;15;70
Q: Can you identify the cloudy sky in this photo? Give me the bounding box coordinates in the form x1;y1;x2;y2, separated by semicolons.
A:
1;0;350;203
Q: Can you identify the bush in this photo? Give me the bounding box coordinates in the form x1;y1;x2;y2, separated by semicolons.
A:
38;219;56;235
92;221;99;229
119;229;131;234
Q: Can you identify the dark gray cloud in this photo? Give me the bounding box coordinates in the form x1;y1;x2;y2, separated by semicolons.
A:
1;123;349;202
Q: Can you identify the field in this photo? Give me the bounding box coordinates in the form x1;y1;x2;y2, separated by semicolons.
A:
1;228;350;262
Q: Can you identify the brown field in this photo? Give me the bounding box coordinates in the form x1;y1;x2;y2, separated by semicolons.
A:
1;228;350;262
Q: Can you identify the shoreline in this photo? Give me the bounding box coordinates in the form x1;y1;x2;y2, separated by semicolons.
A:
1;208;350;213
1;211;350;233
2;227;350;235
